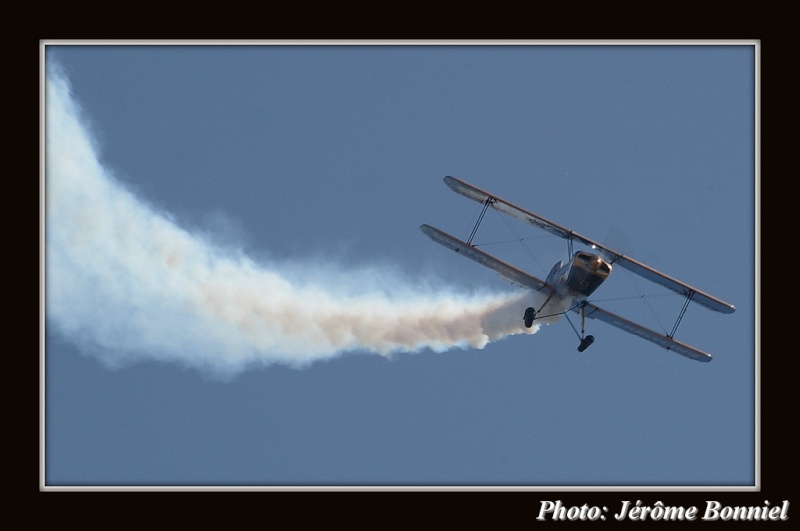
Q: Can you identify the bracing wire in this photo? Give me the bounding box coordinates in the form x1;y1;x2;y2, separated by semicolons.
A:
494;209;551;276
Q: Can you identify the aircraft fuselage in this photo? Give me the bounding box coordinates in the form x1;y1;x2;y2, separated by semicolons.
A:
547;251;612;301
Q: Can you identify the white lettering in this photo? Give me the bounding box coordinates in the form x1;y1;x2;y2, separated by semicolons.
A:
616;500;698;521
703;500;790;521
537;501;605;521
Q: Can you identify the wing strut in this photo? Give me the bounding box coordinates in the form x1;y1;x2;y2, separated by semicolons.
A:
467;197;493;245
669;292;694;338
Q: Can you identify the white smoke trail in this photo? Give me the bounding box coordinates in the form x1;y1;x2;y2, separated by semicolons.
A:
44;64;560;378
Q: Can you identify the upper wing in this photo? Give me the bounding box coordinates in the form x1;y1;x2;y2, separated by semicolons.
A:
444;176;736;314
575;301;713;362
420;224;553;294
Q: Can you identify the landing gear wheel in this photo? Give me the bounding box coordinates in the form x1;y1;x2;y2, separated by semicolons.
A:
577;335;595;352
523;307;536;328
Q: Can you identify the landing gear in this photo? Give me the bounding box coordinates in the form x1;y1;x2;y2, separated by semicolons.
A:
524;297;597;353
523;292;556;329
563;301;596;352
523;307;536;328
577;303;594;352
577;335;595;352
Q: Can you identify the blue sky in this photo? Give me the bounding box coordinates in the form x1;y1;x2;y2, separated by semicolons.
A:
43;42;756;489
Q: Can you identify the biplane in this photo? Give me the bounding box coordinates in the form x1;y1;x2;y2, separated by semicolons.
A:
420;176;735;362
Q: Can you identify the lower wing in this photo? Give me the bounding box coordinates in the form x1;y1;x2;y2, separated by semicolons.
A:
420;224;553;294
576;302;712;362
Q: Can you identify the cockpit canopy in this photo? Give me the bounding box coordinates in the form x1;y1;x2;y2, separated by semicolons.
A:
574;251;611;275
566;251;612;296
